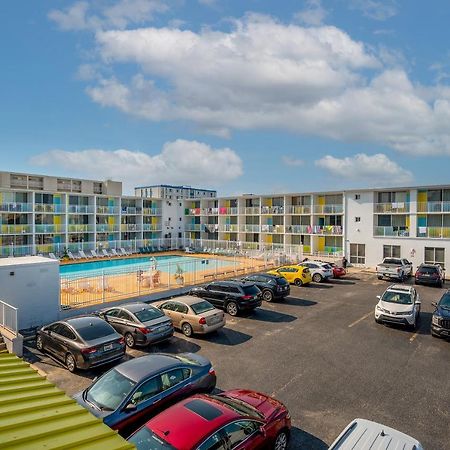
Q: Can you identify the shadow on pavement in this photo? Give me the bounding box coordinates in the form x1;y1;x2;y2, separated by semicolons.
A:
282;297;317;307
194;328;252;346
290;427;328;450
143;335;202;354
243;308;297;323
306;283;333;289
328;279;356;285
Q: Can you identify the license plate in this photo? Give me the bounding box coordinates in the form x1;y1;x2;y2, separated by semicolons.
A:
104;343;113;351
210;316;221;324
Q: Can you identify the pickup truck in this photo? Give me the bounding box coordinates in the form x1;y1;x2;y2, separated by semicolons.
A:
376;258;413;281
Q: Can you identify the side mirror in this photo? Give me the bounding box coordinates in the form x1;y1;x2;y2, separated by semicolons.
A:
431;302;437;308
376;295;381;300
124;403;137;412
415;301;421;305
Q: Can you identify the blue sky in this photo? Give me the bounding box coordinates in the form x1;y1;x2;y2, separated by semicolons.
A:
2;0;450;195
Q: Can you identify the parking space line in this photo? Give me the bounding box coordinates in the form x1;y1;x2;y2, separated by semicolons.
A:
348;311;372;328
409;331;419;343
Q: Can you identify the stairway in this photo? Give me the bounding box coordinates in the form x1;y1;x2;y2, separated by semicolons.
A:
0;334;7;354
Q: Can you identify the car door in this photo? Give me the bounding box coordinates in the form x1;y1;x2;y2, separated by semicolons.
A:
169;302;188;328
48;323;72;361
276;268;290;283
222;420;265;449
102;308;122;333
207;285;226;307
158;367;193;409
117;309;136;335
160;301;176;322
41;323;63;357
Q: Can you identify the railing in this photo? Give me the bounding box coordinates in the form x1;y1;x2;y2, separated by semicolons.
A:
0;202;33;213
374;202;410;213
240;207;260;215
185;223;202;231
261;225;285;233
417;227;450;238
417;202;450;213
67;224;95;233
374;226;410;237
95;224;120;233
143;223;161;231
240;224;260;232
35;224;65;233
286;205;311;215
260;206;284;214
67;205;95;214
121;207;142;215
219;224;239;232
285;225;310;234
34;204;66;213
0;245;34;257
120;224;141;232
313;204;344;214
219;207;239;215
0;224;32;234
311;225;343;235
142;208;162;215
202;208;219;215
0;300;18;335
96;206;120;215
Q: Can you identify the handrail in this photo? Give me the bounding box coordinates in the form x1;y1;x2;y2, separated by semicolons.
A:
0;300;18;335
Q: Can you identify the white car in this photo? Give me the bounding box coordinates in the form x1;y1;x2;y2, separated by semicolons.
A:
328;418;424;450
374;285;421;330
299;260;333;283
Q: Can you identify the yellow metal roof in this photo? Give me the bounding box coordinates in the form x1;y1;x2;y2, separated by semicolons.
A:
0;351;135;450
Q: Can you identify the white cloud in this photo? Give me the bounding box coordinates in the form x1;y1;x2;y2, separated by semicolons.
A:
282;156;304;167
349;0;398;21
315;153;413;185
48;0;167;31
294;0;328;26
30;140;243;193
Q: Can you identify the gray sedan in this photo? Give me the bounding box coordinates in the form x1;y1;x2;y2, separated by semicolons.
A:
36;316;126;373
96;302;174;348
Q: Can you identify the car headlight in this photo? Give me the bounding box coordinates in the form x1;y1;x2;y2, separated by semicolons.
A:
376;305;383;311
432;315;441;325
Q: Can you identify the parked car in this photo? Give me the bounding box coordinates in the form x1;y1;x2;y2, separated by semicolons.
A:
95;302;174;348
299;260;333;283
376;258;413;281
155;296;225;337
267;265;312;286
327;262;346;278
36;316;126;373
190;281;262;316
128;389;291;450
415;263;445;287
73;353;216;434
240;273;290;301
431;289;450;338
328;418;423;450
374;284;421;330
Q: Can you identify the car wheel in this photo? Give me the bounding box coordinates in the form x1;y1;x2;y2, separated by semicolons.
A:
294;278;303;287
36;335;44;351
262;290;274;302
274;430;289;450
377;276;383;280
226;301;239;316
66;353;77;373
182;322;193;337
312;273;323;283
125;332;135;348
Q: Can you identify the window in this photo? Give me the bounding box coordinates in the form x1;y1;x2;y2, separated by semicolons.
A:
172;303;188;314
197;432;227;450
161;302;175;311
222;420;260;447
425;247;445;268
355;217;361;222
350;243;365;264
383;245;401;259
118;310;134;321
105;308;121;318
131;377;163;405
57;325;77;340
355;194;360;200
161;369;187;390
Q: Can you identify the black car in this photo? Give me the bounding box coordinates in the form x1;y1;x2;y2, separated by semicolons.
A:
190;280;262;316
96;302;174;348
240;273;290;302
431;290;450;338
415;263;445;287
36;316;126;372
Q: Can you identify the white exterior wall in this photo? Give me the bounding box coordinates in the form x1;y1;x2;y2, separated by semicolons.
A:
161;198;185;247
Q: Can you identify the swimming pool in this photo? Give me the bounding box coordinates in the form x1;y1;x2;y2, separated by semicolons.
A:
60;255;236;279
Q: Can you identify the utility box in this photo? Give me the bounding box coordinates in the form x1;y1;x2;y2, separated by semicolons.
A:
0;256;60;330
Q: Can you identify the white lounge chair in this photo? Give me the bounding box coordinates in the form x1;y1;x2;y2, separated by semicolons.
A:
67;251;80;260
90;249;100;258
101;249;110;258
79;250;91;259
119;248;130;256
49;252;58;260
110;248;120;257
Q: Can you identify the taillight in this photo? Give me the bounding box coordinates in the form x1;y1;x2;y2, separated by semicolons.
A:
81;347;97;355
199;317;207;325
397;268;401;273
209;367;216;376
138;327;151;334
119;337;125;345
432;273;439;278
415;271;419;277
242;295;253;300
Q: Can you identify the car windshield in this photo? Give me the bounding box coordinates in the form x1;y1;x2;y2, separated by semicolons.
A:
191;300;215;314
439;293;450;308
210;395;264;420
322;264;332;269
419;266;438;274
242;285;260;295
76;321;115;341
135;307;164;322
86;368;136;411
381;291;413;305
128;427;176;450
383;258;401;265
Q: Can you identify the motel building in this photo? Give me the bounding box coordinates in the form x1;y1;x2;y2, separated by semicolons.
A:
0;171;450;269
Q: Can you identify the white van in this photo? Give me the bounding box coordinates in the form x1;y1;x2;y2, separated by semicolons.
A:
328;418;424;450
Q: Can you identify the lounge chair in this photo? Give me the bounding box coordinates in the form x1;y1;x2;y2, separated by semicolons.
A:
67;251;79;260
101;249;110;258
49;252;58;260
79;250;91;259
90;249;100;258
119;247;129;256
110;248;120;257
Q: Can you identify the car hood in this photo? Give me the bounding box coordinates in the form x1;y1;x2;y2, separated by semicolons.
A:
223;389;284;420
436;306;450;318
72;391;113;420
379;301;413;313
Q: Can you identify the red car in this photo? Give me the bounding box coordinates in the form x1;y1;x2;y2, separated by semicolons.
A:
329;262;346;278
127;389;291;450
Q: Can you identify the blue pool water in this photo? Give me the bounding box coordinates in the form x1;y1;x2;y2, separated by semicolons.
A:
60;255;235;278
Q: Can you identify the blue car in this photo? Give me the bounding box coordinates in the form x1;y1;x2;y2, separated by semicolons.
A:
431;290;450;338
73;353;216;435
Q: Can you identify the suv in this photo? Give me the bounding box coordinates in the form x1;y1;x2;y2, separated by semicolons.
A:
190;281;262;316
300;260;333;283
240;273;290;302
415;263;445;287
431;290;450;338
375;285;421;330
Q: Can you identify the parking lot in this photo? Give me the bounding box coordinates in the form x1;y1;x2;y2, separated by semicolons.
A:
24;271;450;450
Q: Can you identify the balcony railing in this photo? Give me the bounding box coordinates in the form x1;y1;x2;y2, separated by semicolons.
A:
202;207;219;215
121;207;142;215
0;224;32;234
34;204;66;213
67;205;95;214
96;206;120;215
67;224;95;233
186;208;201;216
313;204;344;214
240;207;260;215
286;205;311;215
417;202;450;213
0;202;33;213
35;224;65;234
185;223;202;231
143;223;161;231
143;208;162;215
261;225;285;233
219;224;239;232
219;207;239;215
120;224;141;232
285;225;310;234
95;224;120;233
417;227;450;238
374;226;410;237
311;225;343;235
261;206;284;215
240;224;260;233
374;202;410;213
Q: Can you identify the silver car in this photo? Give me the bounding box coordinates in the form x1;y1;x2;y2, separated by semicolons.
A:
97;302;174;348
